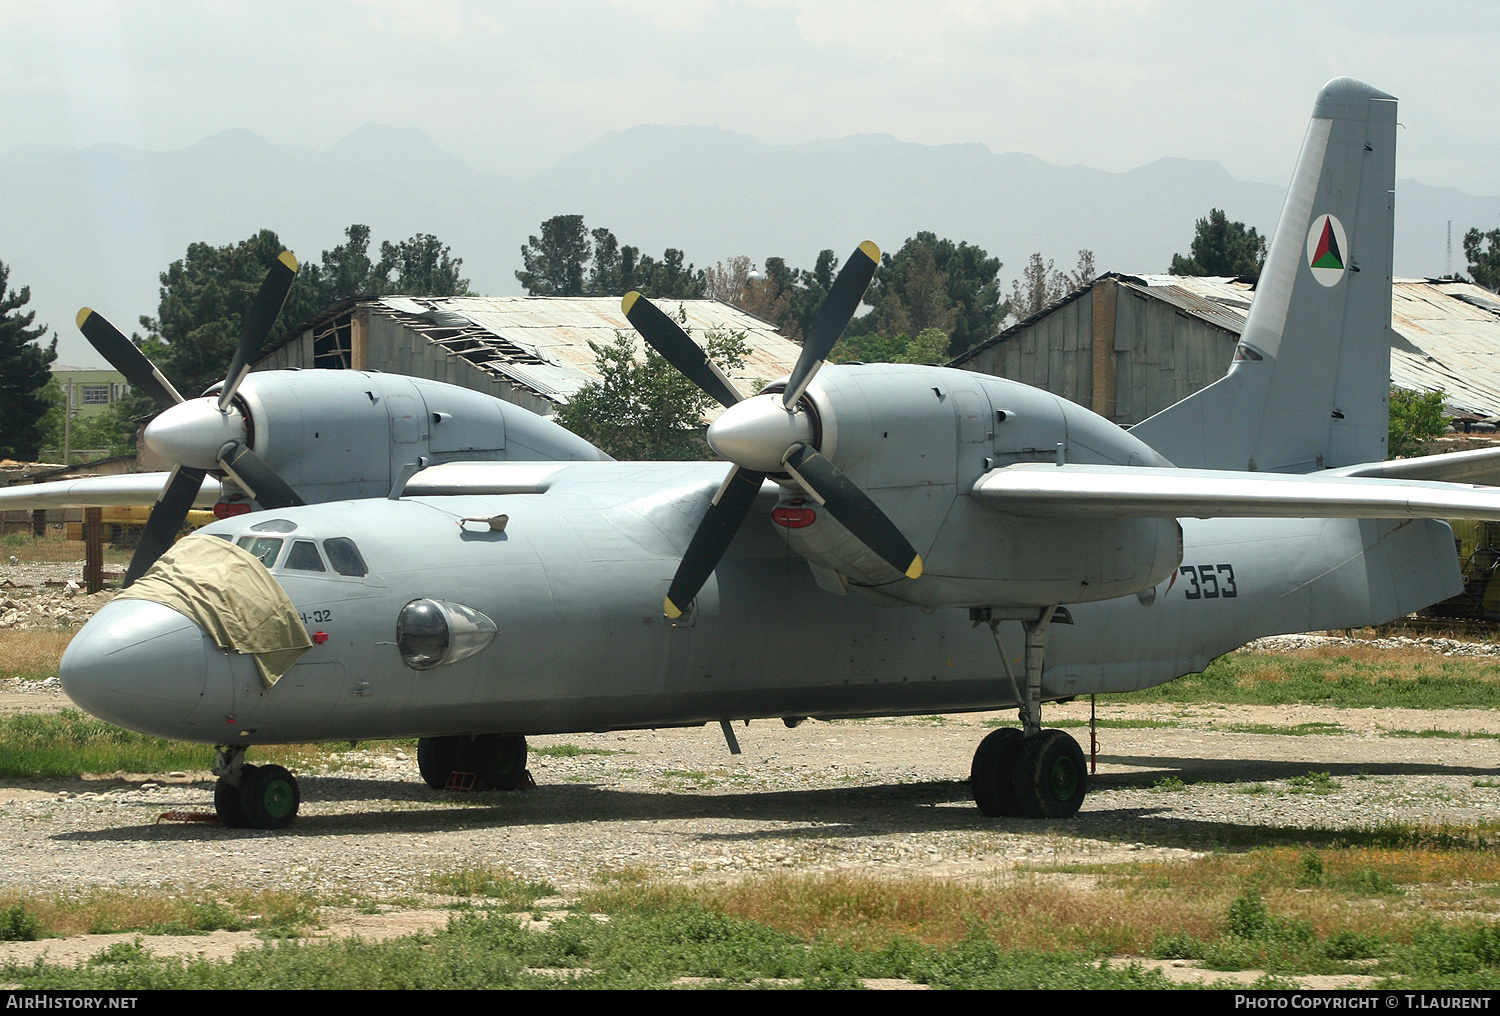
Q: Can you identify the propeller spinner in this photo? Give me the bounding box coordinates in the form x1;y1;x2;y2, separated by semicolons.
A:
622;241;921;620
77;251;304;586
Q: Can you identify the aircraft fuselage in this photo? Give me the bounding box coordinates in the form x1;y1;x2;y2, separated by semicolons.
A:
60;461;1461;746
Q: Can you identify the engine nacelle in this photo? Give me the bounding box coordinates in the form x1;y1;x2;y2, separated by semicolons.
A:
771;364;1182;609
225;370;606;504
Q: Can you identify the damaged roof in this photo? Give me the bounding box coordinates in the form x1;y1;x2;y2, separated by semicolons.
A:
370;296;801;406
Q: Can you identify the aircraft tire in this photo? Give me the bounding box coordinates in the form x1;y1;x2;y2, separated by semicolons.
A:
970;727;1024;816
462;734;529;791
239;763;300;829
1011;729;1087;819
417;736;462;790
214;770;249;828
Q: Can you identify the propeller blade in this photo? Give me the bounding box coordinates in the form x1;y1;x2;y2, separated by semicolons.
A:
219;251;298;412
781;443;922;580
621;291;743;408
76;309;183;411
782;240;880;409
664;466;767;619
123;465;207;587
217;441;304;510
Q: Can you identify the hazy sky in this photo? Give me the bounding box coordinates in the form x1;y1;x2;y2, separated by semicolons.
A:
3;0;1498;195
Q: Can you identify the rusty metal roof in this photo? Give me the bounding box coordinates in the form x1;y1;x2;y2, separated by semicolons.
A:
369;296;801;407
959;274;1500;420
1148;276;1500;419
1117;274;1255;335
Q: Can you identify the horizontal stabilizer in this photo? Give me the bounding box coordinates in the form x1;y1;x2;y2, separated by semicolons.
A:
1328;445;1500;487
0;473;221;511
974;462;1500;521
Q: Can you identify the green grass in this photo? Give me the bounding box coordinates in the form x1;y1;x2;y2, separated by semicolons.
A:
984;717;1180;730
1216;721;1346;736
530;744;629;758
0;710;210;777
1114;649;1500;709
0;888;319;939
425;866;556;907
0;710;339;778
0;905;1192;990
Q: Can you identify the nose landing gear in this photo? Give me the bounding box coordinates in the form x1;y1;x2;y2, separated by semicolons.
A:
213;746;301;829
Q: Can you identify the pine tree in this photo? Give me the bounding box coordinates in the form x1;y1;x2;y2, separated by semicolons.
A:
0;260;57;460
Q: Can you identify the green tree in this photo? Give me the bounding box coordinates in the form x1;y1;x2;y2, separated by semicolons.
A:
1007;250;1095;321
516;214;591;296
516;215;707;300
378;234;472;296
830;328;950;365
861;233;1006;357
145;225;476;400
1463;227;1500;292
1170;208;1267;279
285;224;474;324
0;260;58;460
555;325;748;460
1388;387;1448;458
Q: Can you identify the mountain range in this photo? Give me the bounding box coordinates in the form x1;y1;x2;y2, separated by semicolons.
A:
3;123;1496;368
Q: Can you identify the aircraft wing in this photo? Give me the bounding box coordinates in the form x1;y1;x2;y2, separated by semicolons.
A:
973;463;1500;521
0;473;222;510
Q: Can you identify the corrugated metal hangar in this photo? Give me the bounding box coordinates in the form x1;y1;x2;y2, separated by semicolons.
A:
951;275;1500;427
256;296;802;418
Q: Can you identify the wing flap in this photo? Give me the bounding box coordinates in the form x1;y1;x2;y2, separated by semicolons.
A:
974;463;1500;521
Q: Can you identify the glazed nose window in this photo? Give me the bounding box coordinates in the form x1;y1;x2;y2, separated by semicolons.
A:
396;599;497;670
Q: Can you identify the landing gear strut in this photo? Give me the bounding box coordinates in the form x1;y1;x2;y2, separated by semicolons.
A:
417;734;529;791
970;607;1088;818
213;746;301;829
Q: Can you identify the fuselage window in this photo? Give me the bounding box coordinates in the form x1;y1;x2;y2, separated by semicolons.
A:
236;536;284;569
285;540;326;572
323;538;368;577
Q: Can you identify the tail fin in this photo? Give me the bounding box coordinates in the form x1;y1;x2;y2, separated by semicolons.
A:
1130;78;1396;473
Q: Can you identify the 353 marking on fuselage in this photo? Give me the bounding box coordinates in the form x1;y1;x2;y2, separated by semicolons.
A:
1180;564;1237;600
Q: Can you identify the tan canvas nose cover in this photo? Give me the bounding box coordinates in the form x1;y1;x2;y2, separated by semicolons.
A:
116;534;313;686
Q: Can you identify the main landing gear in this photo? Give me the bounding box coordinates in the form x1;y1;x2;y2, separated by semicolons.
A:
213;746;300;829
970;606;1088;819
417;734;529;791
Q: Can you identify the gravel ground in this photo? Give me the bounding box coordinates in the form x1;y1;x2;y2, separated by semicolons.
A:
0;682;1496;899
3;574;1499;984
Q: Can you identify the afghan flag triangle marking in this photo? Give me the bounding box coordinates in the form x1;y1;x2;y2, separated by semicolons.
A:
1312;218;1343;269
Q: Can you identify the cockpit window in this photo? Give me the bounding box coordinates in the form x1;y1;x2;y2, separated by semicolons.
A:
285;540;326;572
250;519;298;533
236;536;284;569
323;538;368;577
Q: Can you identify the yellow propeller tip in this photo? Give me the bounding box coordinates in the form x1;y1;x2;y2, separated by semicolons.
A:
621;291;640;315
278;250;298;272
905;555;923;580
663;597;683;620
75;308;92;329
858;240;881;263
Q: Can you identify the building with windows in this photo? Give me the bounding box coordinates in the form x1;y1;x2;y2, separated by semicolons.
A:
50;366;130;419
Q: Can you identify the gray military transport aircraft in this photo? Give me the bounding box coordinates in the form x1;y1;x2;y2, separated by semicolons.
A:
8;78;1500;829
